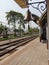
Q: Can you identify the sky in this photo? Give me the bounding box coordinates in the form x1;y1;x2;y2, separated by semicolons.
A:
0;0;45;30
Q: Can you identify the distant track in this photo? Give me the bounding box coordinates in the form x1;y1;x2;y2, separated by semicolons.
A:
0;35;38;59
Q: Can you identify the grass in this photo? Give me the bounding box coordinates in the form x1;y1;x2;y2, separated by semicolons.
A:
0;33;39;41
0;35;28;41
0;37;9;41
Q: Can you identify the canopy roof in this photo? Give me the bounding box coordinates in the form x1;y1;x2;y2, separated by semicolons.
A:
39;11;47;21
14;0;28;8
39;10;47;26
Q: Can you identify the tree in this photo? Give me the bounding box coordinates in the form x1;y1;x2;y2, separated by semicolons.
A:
3;26;8;38
0;24;8;38
18;14;25;36
6;10;25;36
28;27;33;34
0;24;4;34
6;11;19;36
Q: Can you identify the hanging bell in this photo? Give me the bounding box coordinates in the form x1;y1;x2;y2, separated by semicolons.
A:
24;9;32;21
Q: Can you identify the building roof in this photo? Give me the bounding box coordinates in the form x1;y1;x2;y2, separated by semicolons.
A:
14;0;28;8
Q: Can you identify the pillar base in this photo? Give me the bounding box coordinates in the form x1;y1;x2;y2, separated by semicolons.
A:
48;60;49;65
47;40;48;49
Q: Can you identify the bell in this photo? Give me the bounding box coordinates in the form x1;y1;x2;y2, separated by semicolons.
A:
32;14;39;23
24;9;39;22
24;9;32;21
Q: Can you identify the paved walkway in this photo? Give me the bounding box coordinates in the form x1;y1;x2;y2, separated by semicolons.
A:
1;38;48;65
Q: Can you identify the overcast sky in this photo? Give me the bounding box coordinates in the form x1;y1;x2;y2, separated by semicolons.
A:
0;0;45;30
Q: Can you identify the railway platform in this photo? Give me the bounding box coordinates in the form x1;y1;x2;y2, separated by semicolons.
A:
0;38;48;65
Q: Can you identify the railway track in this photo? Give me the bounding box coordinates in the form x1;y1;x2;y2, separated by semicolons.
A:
0;35;38;60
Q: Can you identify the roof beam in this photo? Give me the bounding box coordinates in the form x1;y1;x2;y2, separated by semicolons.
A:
14;0;28;8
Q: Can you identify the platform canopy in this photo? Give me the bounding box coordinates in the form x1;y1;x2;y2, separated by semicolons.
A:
14;0;28;8
38;10;47;26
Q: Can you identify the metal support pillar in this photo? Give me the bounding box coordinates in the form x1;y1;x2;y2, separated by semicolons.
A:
46;0;49;64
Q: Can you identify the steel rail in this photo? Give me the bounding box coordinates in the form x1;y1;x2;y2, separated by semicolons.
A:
0;35;38;58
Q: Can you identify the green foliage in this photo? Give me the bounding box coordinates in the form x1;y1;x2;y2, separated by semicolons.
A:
6;10;24;25
0;24;8;38
0;24;4;34
0;37;9;41
6;10;25;36
32;28;39;33
28;27;39;35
